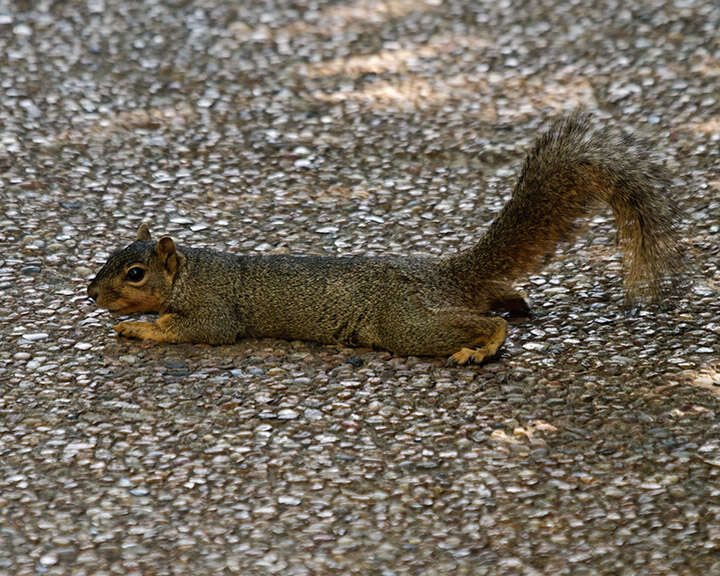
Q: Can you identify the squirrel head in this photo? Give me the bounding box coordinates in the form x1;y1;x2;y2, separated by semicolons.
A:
87;223;186;314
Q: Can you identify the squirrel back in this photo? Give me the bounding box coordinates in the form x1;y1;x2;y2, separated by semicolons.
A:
444;112;681;305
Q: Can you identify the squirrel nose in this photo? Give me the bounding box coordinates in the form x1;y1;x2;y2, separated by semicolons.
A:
87;282;99;301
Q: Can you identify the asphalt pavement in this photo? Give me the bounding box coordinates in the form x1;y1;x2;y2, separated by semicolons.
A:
0;1;718;574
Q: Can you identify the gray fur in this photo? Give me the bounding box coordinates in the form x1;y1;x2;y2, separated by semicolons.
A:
88;113;682;356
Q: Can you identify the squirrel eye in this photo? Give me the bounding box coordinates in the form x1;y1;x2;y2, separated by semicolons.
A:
125;267;145;283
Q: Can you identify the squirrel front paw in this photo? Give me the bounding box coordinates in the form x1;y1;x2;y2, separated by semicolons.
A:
114;320;165;341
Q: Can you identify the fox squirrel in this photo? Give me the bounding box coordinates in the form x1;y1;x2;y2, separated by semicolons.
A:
87;113;681;364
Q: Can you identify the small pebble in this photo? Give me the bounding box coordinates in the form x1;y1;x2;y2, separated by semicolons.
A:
22;333;48;341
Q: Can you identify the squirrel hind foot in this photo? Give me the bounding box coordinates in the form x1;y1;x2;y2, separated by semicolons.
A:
448;347;494;366
447;317;507;366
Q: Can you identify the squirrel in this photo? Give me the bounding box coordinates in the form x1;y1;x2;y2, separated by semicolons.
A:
87;113;681;365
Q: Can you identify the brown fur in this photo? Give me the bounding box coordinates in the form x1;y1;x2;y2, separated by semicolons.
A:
87;114;681;364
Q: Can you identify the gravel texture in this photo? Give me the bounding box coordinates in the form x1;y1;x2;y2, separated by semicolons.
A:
1;1;719;575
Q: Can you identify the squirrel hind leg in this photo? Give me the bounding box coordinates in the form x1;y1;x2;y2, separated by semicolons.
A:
447;316;507;366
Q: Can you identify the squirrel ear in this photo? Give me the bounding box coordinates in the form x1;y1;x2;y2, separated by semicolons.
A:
136;223;152;241
156;236;183;276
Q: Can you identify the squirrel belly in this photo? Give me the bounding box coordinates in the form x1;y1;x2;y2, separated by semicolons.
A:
87;113;681;364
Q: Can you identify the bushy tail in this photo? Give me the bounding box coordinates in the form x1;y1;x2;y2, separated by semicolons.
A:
452;112;682;303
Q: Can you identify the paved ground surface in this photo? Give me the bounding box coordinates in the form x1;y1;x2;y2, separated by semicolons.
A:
1;1;719;575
